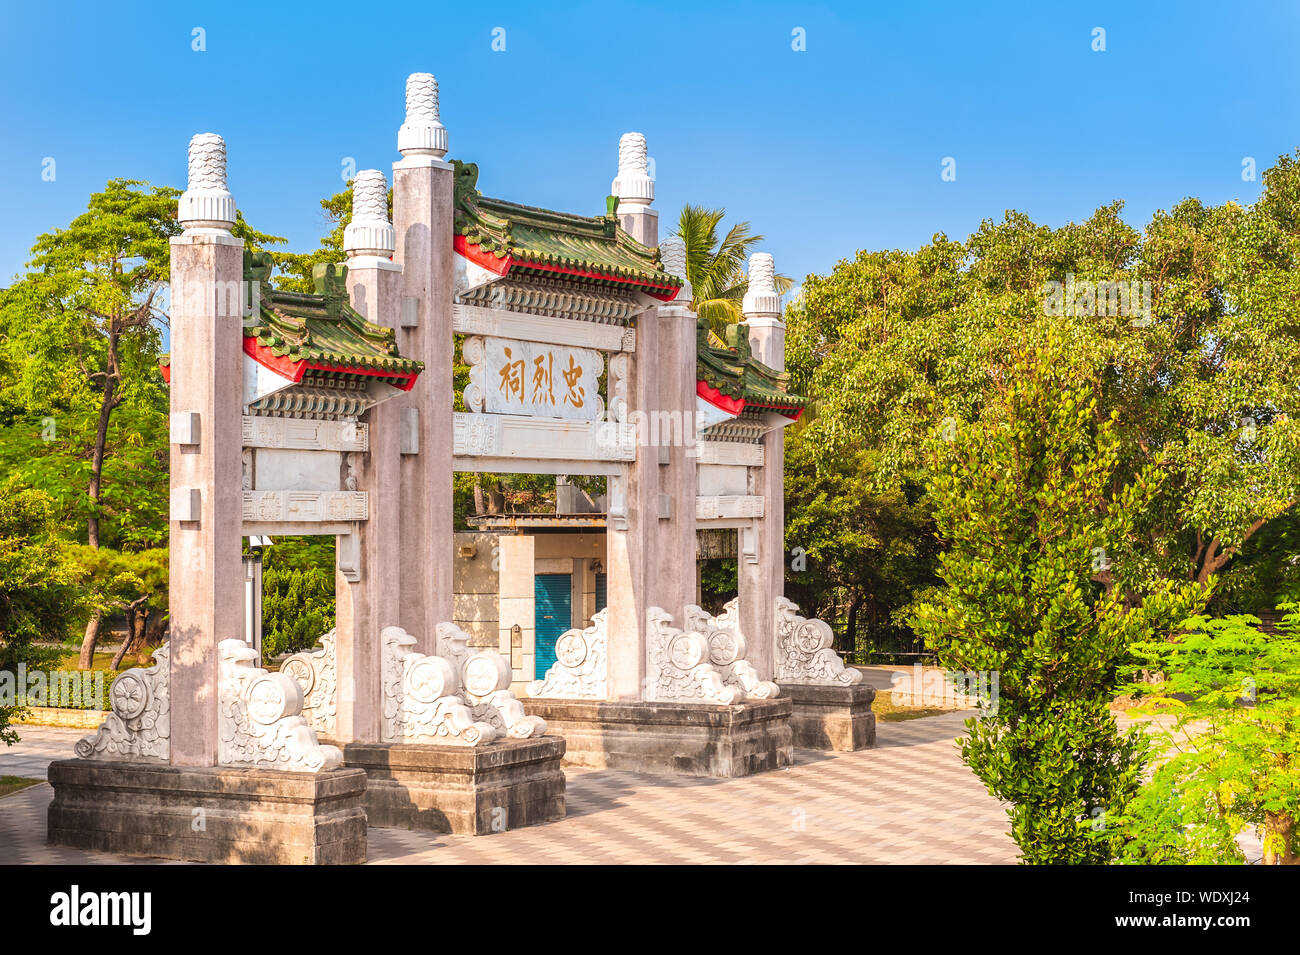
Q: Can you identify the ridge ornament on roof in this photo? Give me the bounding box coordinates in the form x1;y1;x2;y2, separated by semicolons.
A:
160;252;423;393
450;160;682;301
695;316;806;421
243;255;422;390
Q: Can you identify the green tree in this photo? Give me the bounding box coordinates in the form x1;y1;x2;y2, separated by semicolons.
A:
675;205;792;334
259;537;336;659
63;545;169;669
786;154;1300;607
910;330;1206;864
0;486;87;743
1106;610;1300;865
784;430;938;655
1;180;179;666
0;181;282;667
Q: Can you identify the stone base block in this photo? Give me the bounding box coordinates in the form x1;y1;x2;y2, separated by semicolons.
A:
46;759;367;864
522;698;793;777
778;682;877;751
341;737;566;835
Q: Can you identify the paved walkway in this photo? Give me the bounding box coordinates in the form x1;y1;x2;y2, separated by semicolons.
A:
0;716;1019;864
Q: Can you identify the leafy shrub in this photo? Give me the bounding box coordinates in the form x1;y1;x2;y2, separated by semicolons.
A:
0;486;88;742
911;331;1205;864
260;538;335;659
1104;609;1300;864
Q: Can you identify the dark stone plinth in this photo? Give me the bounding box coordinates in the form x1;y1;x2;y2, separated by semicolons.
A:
341;737;566;835
522;697;793;777
46;759;367;864
778;682;877;751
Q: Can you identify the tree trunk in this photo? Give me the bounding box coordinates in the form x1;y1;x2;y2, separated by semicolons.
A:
111;598;149;670
109;619;134;671
844;595;861;655
1264;812;1298;865
86;354;117;550
76;329;120;671
77;615;101;670
143;608;169;647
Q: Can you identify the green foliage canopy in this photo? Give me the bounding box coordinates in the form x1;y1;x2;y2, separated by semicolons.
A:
787;156;1300;604
911;330;1207;863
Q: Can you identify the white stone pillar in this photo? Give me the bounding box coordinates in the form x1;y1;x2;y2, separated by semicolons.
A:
335;169;403;743
605;132;659;699
391;73;455;655
168;133;245;766
657;236;699;618
738;253;786;682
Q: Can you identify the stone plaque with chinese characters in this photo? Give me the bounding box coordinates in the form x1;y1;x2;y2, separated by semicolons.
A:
483;338;602;421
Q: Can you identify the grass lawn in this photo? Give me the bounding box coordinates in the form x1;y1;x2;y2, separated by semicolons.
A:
55;650;124;671
0;775;42;799
874;690;967;722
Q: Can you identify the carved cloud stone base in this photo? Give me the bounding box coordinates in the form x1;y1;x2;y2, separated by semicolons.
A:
522;698;793;777
46;758;367;864
779;682;877;751
341;737;566;835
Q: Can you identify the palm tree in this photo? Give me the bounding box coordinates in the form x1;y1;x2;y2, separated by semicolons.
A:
674;204;793;336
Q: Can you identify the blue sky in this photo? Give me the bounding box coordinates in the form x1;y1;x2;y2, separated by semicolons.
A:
1;1;1298;291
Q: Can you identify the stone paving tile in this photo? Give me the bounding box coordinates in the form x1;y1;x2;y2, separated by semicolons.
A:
0;713;1019;865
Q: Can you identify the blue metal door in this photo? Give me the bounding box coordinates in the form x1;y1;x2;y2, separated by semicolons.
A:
534;574;572;679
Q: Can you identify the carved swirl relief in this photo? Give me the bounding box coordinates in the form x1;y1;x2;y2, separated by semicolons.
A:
774;597;864;686
75;645;171;762
528;608;608;700
217;640;343;772
684;599;780;699
280;625;549;746
381;626;498;745
280;630;337;738
645;607;743;705
435;622;547;739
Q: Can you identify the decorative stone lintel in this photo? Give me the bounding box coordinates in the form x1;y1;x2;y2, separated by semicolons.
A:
242;490;367;523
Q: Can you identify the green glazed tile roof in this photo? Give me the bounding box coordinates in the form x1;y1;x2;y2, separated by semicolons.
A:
452;160;683;296
696;317;807;413
242;252;423;378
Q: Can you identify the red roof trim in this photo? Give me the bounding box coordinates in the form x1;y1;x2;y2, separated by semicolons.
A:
454;234;514;276
697;379;745;416
760;404;804;421
696;379;802;420
454;234;681;301
242;336;418;392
